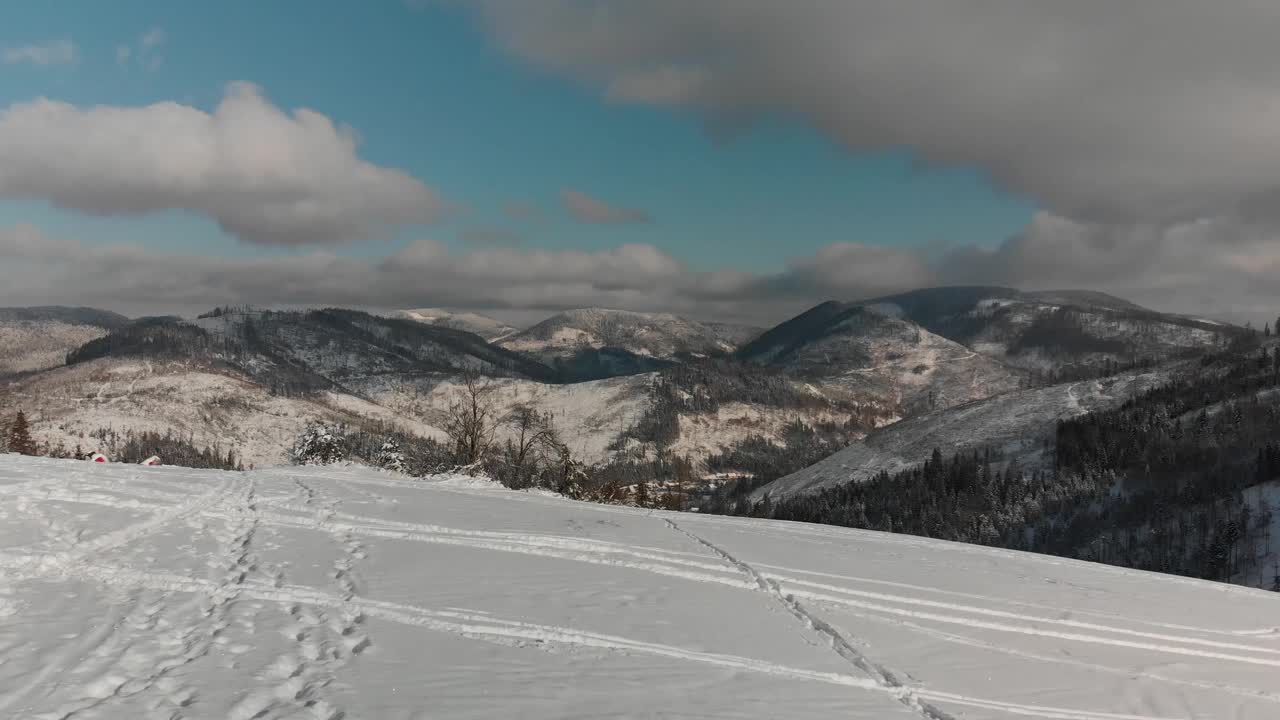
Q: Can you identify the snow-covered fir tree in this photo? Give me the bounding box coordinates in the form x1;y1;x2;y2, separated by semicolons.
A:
292;423;348;465
374;440;406;473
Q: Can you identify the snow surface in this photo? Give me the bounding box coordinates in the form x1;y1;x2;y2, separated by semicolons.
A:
0;454;1278;719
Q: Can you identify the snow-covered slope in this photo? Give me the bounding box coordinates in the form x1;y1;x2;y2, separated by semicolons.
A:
114;308;558;387
502;308;744;357
755;370;1173;501
6;346;855;473
865;286;1237;374
0;306;129;375
739;302;1023;414
0;455;1276;719
1;358;445;467
350;372;654;465
396;308;519;342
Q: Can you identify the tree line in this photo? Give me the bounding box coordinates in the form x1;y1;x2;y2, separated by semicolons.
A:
292;370;691;510
707;340;1280;590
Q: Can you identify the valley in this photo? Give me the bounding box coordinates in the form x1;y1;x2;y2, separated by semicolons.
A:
2;287;1275;592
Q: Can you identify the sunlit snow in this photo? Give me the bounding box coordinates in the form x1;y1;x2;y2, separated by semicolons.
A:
0;455;1277;719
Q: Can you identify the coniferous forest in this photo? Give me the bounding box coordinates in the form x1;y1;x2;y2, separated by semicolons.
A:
709;339;1280;589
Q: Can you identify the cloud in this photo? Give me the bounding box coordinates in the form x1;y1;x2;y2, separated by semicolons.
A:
465;1;1280;231
935;214;1280;323
560;189;651;224
447;2;1280;325
0;83;444;245
4;216;1280;326
0;226;708;319
751;243;934;302
3;40;77;66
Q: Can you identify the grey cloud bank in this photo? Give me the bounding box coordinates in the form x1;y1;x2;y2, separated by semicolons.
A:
3;218;1274;327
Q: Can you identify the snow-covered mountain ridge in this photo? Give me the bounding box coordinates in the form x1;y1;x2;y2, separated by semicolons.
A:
0;291;1244;485
862;286;1237;374
738;302;1025;415
500;307;749;357
396;308;519;342
497;307;761;380
0;306;129;376
0;455;1275;719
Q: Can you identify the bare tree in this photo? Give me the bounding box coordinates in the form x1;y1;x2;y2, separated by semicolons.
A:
503;403;562;484
443;371;499;467
597;312;626;348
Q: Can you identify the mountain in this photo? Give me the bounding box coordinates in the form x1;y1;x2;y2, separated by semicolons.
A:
0;355;445;467
498;308;751;381
2;308;852;471
0;308;559;465
726;334;1280;591
750;368;1174;502
700;320;765;347
0;306;130;376
347;372;654;465
2;454;1277;719
0;291;1240;489
862;286;1239;376
737;301;1023;415
73;308;560;391
397;308;520;342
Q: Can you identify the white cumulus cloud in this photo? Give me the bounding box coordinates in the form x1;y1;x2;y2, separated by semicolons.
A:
0;83;445;245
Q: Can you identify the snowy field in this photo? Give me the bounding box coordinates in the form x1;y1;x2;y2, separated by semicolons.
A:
0;456;1278;719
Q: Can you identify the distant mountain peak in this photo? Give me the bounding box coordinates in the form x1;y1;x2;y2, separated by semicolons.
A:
836;286;1240;376
495;307;760;381
396;308;519;342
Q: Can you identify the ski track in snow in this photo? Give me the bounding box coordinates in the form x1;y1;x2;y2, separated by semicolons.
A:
0;457;1277;719
664;517;957;720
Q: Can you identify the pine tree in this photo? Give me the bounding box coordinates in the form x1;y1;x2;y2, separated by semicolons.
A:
634;478;650;508
7;411;35;456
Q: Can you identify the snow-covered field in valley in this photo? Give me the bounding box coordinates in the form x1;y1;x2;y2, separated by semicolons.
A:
0;455;1278;719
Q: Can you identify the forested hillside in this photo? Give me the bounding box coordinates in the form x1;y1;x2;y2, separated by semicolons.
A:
68;308;558;393
0;306;130;375
714;336;1280;589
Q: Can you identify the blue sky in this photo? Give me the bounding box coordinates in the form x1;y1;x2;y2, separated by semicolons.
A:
0;0;1033;273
